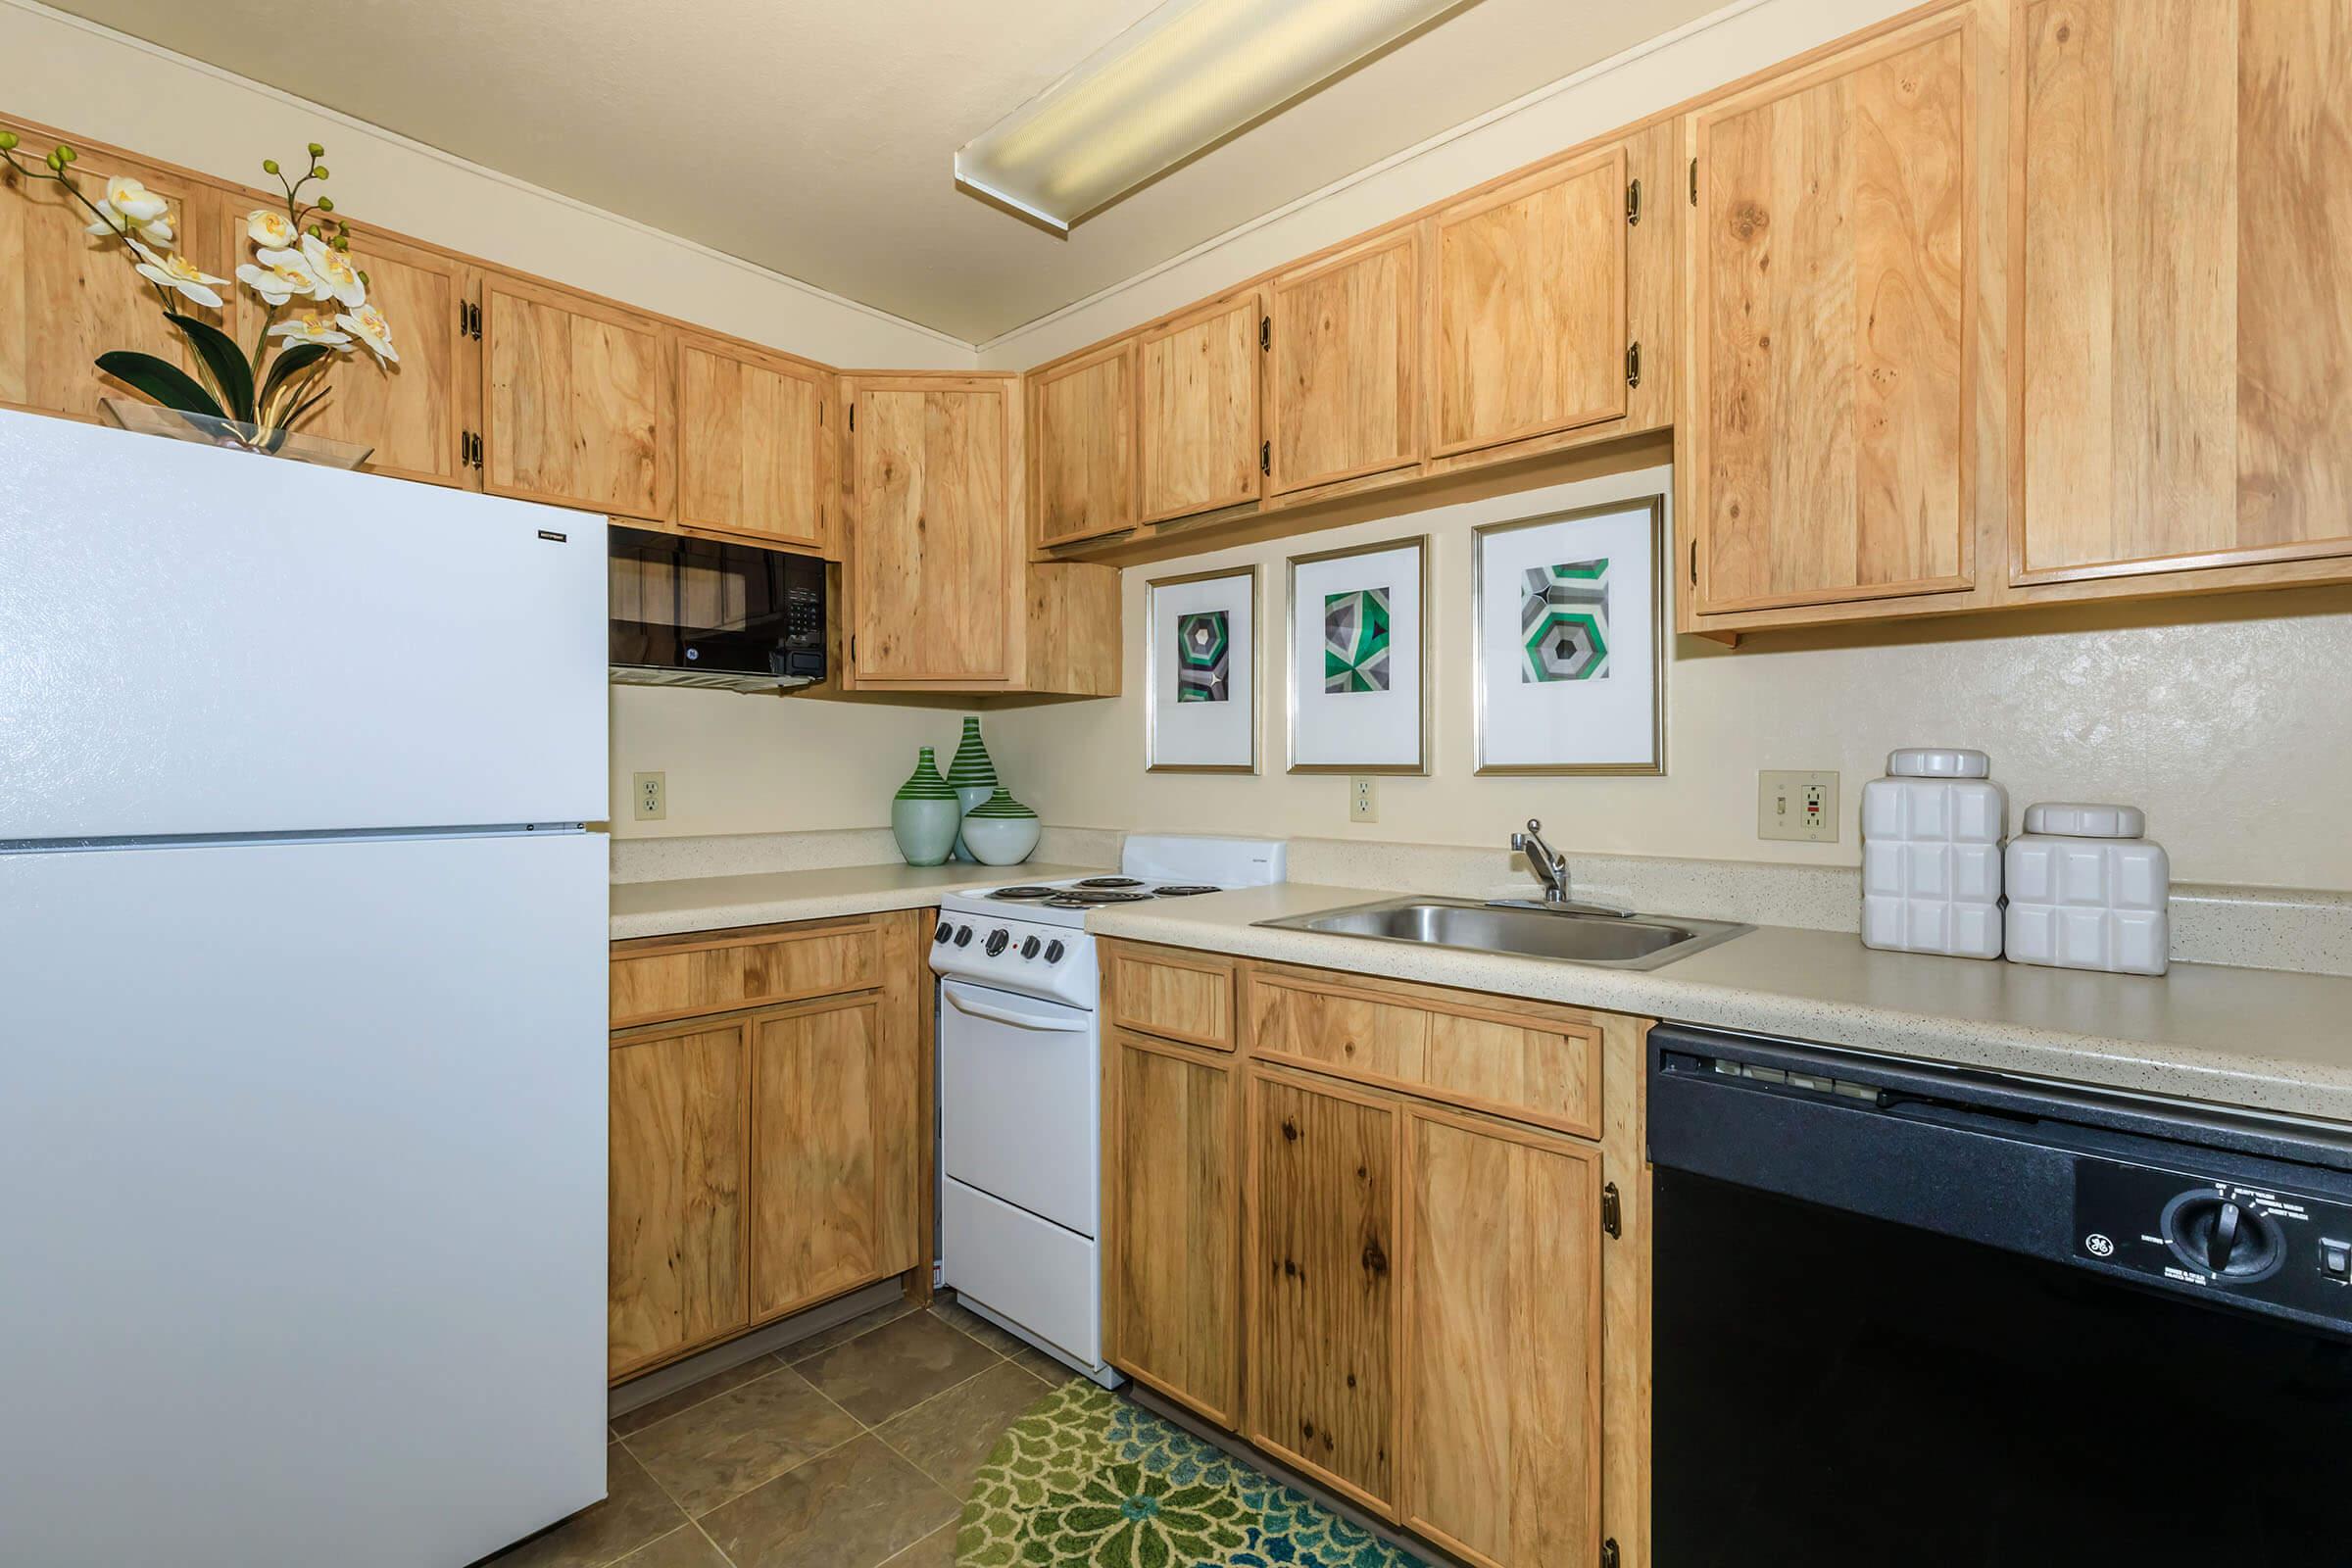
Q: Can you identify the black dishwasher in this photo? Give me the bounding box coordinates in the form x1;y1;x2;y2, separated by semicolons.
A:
1648;1025;2352;1566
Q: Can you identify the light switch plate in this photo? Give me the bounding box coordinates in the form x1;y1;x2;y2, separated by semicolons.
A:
1758;769;1838;842
632;770;666;821
1349;775;1379;824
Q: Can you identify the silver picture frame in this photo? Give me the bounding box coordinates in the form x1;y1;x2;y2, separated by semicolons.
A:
1144;564;1259;774
1284;534;1431;775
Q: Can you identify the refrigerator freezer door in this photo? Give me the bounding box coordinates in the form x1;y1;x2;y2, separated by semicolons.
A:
0;830;608;1568
0;410;607;839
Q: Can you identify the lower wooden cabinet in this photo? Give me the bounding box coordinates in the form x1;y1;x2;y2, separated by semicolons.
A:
608;909;929;1381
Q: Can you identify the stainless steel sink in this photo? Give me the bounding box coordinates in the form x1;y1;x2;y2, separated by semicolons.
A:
1256;896;1750;971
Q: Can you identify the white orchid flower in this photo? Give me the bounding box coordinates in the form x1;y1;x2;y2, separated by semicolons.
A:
253;244;328;300
300;233;366;309
86;175;175;246
269;313;353;348
237;252;319;308
129;240;227;309
245;208;299;249
335;303;399;365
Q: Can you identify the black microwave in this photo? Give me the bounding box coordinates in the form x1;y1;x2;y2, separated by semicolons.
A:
608;525;826;692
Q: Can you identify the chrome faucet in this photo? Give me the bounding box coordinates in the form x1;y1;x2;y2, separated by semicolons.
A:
1499;818;1630;918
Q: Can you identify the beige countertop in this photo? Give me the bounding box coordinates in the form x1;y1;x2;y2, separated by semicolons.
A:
1089;882;2352;1125
609;861;1105;941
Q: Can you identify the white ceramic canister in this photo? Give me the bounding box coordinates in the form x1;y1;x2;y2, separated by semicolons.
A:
1860;748;2008;959
2003;803;2170;976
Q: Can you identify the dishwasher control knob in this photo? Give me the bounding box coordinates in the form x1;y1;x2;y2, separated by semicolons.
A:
1044;939;1066;964
2162;1191;2286;1280
984;929;1010;956
953;925;973;948
934;921;953;944
1020;936;1041;960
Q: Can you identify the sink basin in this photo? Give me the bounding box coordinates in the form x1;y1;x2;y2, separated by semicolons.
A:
1256;897;1750;971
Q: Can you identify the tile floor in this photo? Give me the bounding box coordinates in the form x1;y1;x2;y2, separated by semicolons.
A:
488;1294;1076;1568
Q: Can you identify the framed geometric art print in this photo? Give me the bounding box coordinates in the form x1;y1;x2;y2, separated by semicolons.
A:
1145;565;1258;772
1285;535;1429;774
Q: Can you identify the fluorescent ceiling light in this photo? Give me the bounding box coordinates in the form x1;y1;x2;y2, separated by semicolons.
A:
956;0;1472;233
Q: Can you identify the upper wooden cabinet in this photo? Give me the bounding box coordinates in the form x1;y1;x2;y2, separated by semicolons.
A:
481;273;673;522
1425;146;1629;461
1685;6;1981;616
1029;338;1138;549
0;130;226;421
1139;291;1265;523
676;334;835;556
1265;232;1420;496
2012;0;2352;591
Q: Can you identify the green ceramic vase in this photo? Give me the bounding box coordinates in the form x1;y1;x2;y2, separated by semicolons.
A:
891;747;960;867
944;715;1000;862
961;785;1042;866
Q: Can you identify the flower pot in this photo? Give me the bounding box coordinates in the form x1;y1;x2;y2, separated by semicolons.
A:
100;396;373;470
891;747;960;867
961;786;1041;866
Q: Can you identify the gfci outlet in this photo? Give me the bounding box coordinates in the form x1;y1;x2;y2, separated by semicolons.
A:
1758;769;1838;843
632;770;666;822
1349;775;1379;824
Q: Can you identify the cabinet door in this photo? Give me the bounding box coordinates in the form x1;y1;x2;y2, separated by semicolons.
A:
678;334;834;555
1104;1031;1241;1426
1138;292;1263;523
1246;1067;1401;1517
1687;9;1976;613
1267;232;1420;494
2014;0;2352;586
1030;338;1138;548
482;273;672;520
609;1021;748;1378
848;375;1016;683
222;220;470;488
0;131;228;420
1424;147;1627;460
1401;1108;1603;1568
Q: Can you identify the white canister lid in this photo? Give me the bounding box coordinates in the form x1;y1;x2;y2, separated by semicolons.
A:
2023;802;2146;839
1887;748;1991;779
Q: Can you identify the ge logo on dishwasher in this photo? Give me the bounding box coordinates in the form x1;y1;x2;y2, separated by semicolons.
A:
2085;1233;2116;1257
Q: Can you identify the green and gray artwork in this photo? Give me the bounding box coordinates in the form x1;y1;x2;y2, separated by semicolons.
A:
1175;610;1230;703
1522;558;1609;681
1322;587;1391;694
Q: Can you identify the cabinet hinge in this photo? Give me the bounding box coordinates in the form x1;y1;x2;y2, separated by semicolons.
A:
848;403;855;432
1601;1539;1621;1568
1601;1182;1622;1240
1690;539;1699;586
1626;177;1642;226
1259;315;1271;352
457;300;481;340
1260;440;1270;476
1625;341;1642;390
1689;157;1699;206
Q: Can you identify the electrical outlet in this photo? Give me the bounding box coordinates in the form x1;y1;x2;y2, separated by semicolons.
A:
632;770;666;822
1349;775;1379;824
1758;769;1838;843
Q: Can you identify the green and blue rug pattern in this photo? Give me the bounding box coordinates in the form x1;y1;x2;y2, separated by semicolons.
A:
956;1380;1429;1568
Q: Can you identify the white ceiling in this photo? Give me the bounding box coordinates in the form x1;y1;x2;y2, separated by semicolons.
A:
49;0;1715;344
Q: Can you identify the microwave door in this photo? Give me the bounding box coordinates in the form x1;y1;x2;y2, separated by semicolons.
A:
608;526;825;690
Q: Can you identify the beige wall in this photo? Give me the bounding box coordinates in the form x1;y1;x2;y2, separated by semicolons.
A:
990;467;2352;892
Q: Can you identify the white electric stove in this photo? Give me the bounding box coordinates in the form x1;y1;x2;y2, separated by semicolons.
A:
929;835;1286;1384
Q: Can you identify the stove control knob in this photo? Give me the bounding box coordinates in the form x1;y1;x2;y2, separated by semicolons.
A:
2162;1191;2285;1280
934;921;953;945
953;925;973;948
1044;939;1066;964
1019;936;1041;960
984;929;1010;956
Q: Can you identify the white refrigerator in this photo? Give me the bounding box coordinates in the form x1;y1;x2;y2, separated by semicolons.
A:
0;410;611;1566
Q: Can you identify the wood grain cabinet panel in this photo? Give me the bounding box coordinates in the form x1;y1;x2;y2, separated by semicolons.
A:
608;1021;748;1379
1029;338;1138;548
609;921;883;1030
1106;943;1236;1051
1687;10;1978;613
1246;1067;1401;1518
1104;1030;1242;1425
1267;233;1420;494
1424;148;1627;460
678;334;834;555
1138;292;1264;523
1402;1108;1603;1568
0;130;227;421
2013;0;2352;586
482;273;672;520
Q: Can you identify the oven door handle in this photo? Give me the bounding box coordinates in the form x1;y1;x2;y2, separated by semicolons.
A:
942;981;1090;1034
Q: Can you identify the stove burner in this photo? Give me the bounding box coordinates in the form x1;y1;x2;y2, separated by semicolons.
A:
1045;890;1154;908
988;886;1056;900
1151;884;1220;897
1074;876;1147;889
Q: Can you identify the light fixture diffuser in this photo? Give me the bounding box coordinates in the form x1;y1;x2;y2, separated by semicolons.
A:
956;0;1470;233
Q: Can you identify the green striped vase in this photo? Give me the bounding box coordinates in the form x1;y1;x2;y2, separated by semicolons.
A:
944;715;999;862
891;747;960;867
961;786;1041;866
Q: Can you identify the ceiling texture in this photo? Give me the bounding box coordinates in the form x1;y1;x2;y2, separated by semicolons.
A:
49;0;1715;344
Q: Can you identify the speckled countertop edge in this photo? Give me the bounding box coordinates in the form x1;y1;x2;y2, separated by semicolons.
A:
609;861;1108;941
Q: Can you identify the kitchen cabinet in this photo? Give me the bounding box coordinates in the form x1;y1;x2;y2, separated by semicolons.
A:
1103;1028;1243;1426
0;126;228;422
2011;0;2352;593
1684;4;1983;616
607;910;930;1382
1028;338;1138;549
481;271;673;521
677;333;836;556
1424;146;1628;462
1245;1064;1402;1516
1401;1105;1603;1568
1138;291;1264;523
1265;232;1420;495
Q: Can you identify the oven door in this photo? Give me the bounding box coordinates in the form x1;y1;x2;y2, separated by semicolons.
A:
938;979;1100;1238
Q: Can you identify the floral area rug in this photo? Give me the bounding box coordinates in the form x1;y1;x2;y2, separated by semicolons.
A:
956;1379;1429;1568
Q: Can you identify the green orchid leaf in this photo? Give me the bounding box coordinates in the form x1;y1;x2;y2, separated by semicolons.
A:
167;313;255;422
94;351;224;419
259;340;333;405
